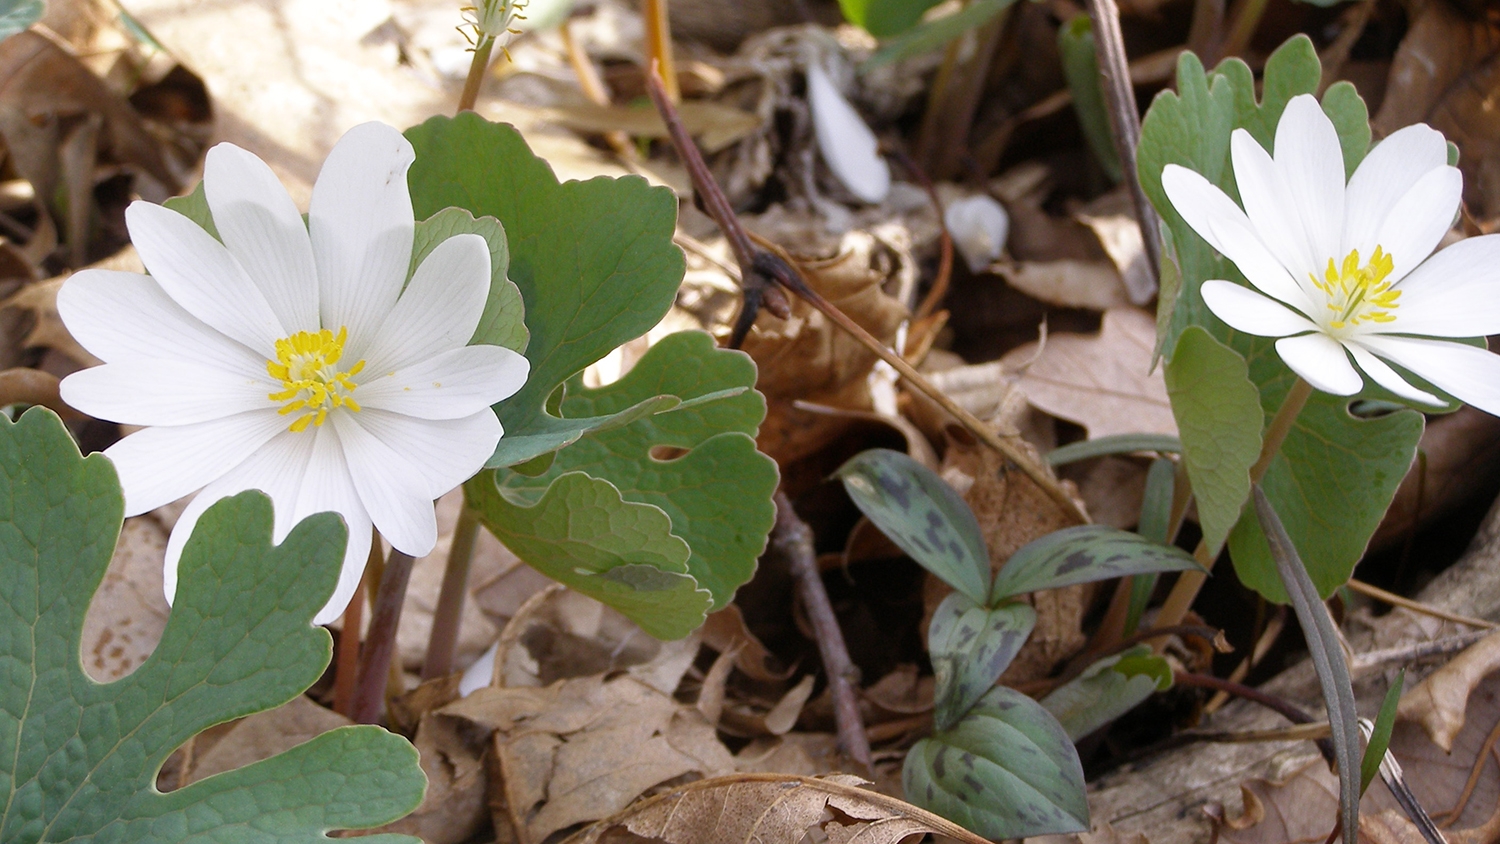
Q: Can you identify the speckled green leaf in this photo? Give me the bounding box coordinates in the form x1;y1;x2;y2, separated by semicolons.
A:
0;0;43;40
990;525;1202;604
405;114;686;467
836;448;990;605
1040;645;1172;741
0;408;425;843
408;207;528;353
466;470;712;639
930;594;1035;731
904;686;1088;839
1164;327;1261;554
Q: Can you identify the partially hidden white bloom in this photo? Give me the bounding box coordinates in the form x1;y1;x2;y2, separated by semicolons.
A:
1162;93;1500;414
807;61;890;205
58;122;530;624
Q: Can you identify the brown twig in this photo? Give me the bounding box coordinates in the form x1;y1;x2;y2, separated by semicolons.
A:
1082;0;1160;292
350;548;417;724
1347;579;1497;631
1174;671;1334;764
332;536;379;717
774;490;871;771
422;505;481;680
644;65;1088;525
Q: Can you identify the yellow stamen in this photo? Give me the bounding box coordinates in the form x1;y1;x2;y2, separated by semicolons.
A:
265;326;365;432
1309;246;1400;332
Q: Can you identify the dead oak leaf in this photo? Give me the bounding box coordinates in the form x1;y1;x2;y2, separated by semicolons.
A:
1003;308;1176;440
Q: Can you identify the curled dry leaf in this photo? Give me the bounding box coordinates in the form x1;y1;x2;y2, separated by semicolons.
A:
1397;628;1500;752
994;259;1133;312
1002;308;1177;440
564;772;992;844
740;229;907;465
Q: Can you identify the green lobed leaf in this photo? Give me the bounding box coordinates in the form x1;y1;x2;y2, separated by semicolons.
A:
903;686;1088;839
836;448;990;605
0;407;424;843
990;525;1202;604
1057;15;1122;183
161;181;220;241
0;0;43;41
1138;36;1422;602
929;594;1035;731
408;207;528;353
470;331;776;623
1361;670;1403;795
404;113;686;468
1040;645;1172;741
1163;327;1262;555
838;0;941;38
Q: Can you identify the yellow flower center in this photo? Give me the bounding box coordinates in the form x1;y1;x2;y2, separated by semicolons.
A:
266;326;365;432
1310;246;1400;331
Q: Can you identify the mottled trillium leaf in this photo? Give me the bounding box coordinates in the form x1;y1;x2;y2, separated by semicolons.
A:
1137;35;1423;602
989;525;1202;604
904;686;1089;839
835;448;990;605
404;113;687;468
469;332;777;633
929;594;1036;731
0;0;43;41
0;408;425;843
1040;645;1172;741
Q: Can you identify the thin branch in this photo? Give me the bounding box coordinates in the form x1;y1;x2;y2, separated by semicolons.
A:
1174;671;1334;764
351;548;417;724
422;505;482;680
645;65;1088;525
1082;0;1160;292
1347;579;1497;631
773;490;872;770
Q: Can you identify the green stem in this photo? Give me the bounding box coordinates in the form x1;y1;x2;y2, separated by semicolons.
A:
421;505;480;680
350;547;417;725
1152;377;1314;634
458;37;495;114
1221;0;1270;58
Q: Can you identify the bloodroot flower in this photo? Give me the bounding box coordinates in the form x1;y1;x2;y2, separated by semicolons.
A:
1162;94;1500;414
59;122;530;623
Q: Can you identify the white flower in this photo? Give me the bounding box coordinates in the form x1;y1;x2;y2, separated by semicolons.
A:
58;122;530;624
1162;93;1500;414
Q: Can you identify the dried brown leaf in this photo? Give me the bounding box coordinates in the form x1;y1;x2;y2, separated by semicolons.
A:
1004;308;1176;440
79;516;170;682
564;772;991;844
185;694;351;784
993;260;1131;311
701;604;790;682
1397;629;1500;751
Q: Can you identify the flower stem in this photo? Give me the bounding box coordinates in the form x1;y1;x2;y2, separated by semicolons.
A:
331;532;380;717
458;37;495;114
1152;377;1314;636
350;547;417;724
1221;0;1270;58
641;0;678;103
421;505;480;680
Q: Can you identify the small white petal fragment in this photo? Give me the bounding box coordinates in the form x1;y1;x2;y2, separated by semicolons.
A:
807;61;890;204
1200;280;1319;338
1358;335;1500;417
1344;342;1442;406
1274;333;1363;396
945;195;1010;273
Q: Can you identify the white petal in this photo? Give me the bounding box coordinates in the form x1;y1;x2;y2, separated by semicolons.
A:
361;233;491;375
349;408;502;498
203;143;320;334
1161;165;1316;314
1374;166;1462;284
1273;95;1346;272
61;359;274;426
356;345;529;420
807;62;890;204
1343;123;1449;255
1275;332;1363;395
57;269;265;374
103;410;287;516
1344;342;1442;406
1384;235;1500;336
1357;335;1500;417
332;413;437;557
295;425;375;624
1200;280;1319;337
1231;129;1320;280
125;201;284;358
945;195;1009;274
309;123;416;360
